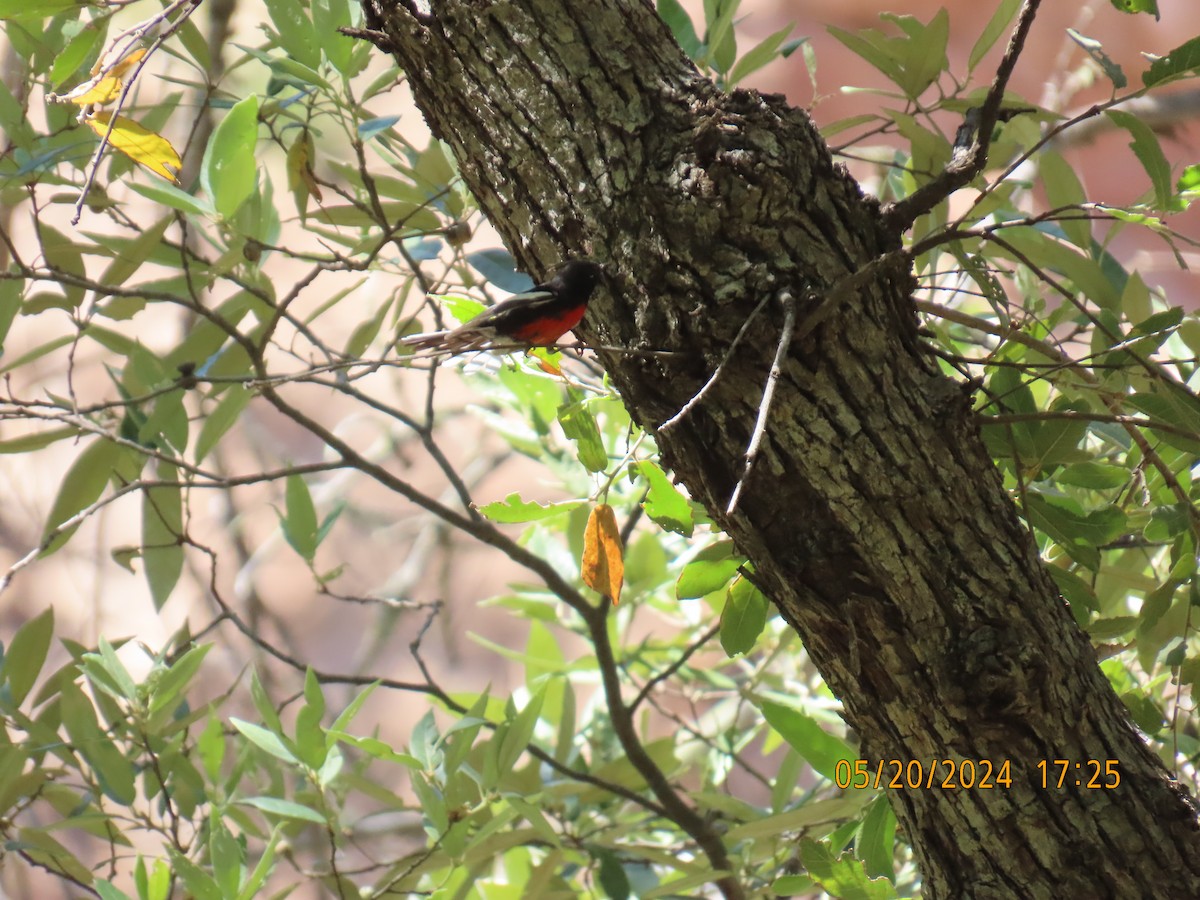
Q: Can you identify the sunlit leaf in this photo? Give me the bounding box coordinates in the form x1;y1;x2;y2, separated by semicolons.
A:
558;399;608;473
53;48;145;106
1111;0;1158;20
478;492;584;523
800;838;898;899
720;574;769;656
676;541;743;599
635;461;694;537
202;95;259;218
1144;36;1200;87
85;111;181;182
760;701;853;781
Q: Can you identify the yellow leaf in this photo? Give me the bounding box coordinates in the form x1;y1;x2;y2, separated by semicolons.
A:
61;73;122;106
85;112;181;182
55;49;147;107
105;47;147;81
582;503;624;605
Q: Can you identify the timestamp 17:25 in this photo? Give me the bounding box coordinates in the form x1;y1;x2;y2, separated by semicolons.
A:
1037;759;1120;789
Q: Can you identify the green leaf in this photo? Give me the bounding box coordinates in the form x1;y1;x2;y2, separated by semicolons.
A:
676;541;743;599
760;701;853;781
343;288;392;357
95;879;133;900
40;438;133;557
236;827;282;900
772;875;815;894
147;644;212;723
1055;462;1129;490
208;817;241;900
1039;151;1091;248
996;226;1120;310
1023;493;1126;570
720;575;769;656
857;795;897;880
85;637;139;702
829;25;903;88
968;0;1021;71
0;0;82;18
1088;615;1139;640
230;717;299;764
1145;37;1200;88
281;474;319;561
595;848;631;900
727;24;795;87
128;180;216;217
1047;566;1099;619
202;95;259;220
195;387;253;463
0;276;22;353
326;731;421;768
3;607;54;706
1127;389;1200;454
477;492;584;523
312;0;354;75
39;225;85;307
14;826;94;887
1110;0;1158;19
98;215;173;289
294;668;327;769
496;686;545;774
557;399;608;472
635;461;694;537
800;838;898;899
704;0;739;74
143;462;183;610
197;715;226;782
51;21;108;87
264;0;320;68
831;11;948;100
166;846;223;900
658;0;702;59
60;682;137;804
1106;110;1172;210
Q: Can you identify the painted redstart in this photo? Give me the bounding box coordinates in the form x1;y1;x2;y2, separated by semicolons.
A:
400;259;604;354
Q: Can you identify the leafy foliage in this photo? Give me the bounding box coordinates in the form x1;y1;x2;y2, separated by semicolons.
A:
0;0;1196;897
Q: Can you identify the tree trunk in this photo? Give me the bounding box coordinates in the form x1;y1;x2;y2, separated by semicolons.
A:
362;0;1200;895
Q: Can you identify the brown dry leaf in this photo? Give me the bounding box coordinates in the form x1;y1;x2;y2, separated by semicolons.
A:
582;503;623;605
85;111;181;182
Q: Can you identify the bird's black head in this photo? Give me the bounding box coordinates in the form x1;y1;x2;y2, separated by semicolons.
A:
548;259;605;302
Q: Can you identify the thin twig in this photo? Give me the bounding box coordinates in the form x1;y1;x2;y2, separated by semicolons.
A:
629;622;721;714
69;0;202;223
657;292;774;431
727;290;796;515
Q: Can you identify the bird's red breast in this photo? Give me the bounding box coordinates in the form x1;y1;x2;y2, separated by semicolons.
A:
504;302;588;344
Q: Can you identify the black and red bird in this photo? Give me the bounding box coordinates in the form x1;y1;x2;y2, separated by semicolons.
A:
400;259;604;354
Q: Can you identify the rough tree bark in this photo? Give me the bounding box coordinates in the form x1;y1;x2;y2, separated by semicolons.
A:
356;0;1200;896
